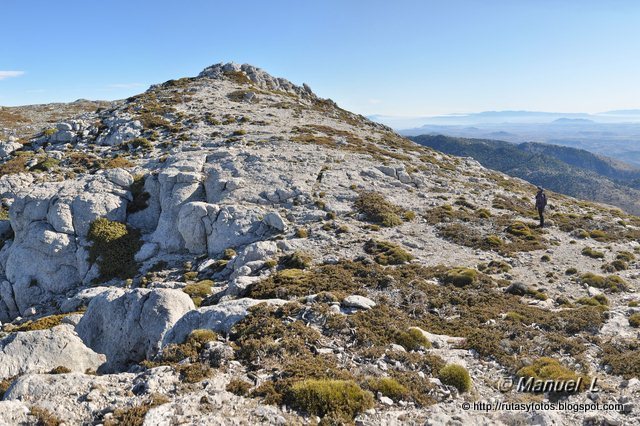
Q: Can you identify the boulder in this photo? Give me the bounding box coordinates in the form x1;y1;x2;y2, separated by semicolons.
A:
0;324;106;379
96;117;143;146
0;141;22;159
76;288;194;371
342;295;376;310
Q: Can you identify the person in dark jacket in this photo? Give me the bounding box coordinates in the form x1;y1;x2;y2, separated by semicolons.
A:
535;187;547;227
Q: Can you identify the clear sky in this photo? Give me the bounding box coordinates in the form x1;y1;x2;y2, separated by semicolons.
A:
2;0;639;116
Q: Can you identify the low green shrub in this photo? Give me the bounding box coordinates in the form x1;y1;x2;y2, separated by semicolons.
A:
438;364;472;393
516;357;587;391
443;268;477;287
395;327;431;351
183;280;213;306
49;366;71;374
366;377;409;401
354;191;411;227
629;313;640;328
580;273;628;292
581;247;605;259
364;239;413;265
279;251;313;269
226;378;253;396
88;218;141;281
285;379;374;422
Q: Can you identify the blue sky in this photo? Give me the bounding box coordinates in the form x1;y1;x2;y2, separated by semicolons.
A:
1;0;639;116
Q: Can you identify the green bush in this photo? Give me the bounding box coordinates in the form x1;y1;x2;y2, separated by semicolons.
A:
364;239;413;265
629;313;640;328
484;235;503;247
516;357;587;391
580;273;628;292
183;280;213;306
285;379;374;421
438;364;472;393
577;295;608;306
88;218;141;281
226;378;253;396
366;377;409;401
222;248;237;260
617;251;635;262
279;251;313;269
443;268;477;287
565;267;578;275
506;221;536;240
582;247;605;259
294;228;309;238
395;327;431;351
354;191;410;227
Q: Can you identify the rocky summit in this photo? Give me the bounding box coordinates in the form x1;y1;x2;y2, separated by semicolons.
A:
0;62;638;425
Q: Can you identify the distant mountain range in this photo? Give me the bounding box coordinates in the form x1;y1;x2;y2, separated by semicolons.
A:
374;110;640;167
369;109;640;128
410;134;640;215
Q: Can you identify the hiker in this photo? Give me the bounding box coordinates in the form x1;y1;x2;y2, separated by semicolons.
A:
535;186;547;228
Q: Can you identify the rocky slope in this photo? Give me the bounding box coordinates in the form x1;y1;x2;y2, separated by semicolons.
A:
0;63;638;425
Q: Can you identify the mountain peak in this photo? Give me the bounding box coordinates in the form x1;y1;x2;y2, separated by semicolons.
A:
197;62;316;99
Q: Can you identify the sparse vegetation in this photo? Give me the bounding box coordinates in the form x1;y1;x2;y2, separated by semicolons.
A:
29;406;62;426
104;393;170;426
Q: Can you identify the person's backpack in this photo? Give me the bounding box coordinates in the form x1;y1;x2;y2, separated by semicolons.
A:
536;192;547;209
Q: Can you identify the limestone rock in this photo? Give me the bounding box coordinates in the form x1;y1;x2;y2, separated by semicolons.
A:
0;325;106;379
342;295;376;310
0;141;22;158
76;288;195;371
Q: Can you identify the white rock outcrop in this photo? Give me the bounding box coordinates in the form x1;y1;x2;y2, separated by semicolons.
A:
76;288;194;371
0;324;106;379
